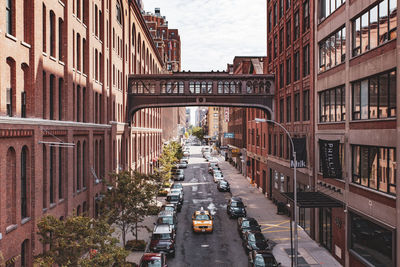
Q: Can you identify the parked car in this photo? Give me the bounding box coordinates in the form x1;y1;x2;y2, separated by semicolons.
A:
178;160;188;169
248;250;280;267
209;165;221;174
139;253;168;267
227;197;247;218
213;172;224;183
238;217;261;239
149;224;176;257
217;180;230;192
172;169;184;181
170;189;184;201
160;203;177;215
171;183;183;190
242;231;270;253
156;210;178;231
166;192;183;211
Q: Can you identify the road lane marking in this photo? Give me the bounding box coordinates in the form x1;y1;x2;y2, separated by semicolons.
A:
201;244;209;248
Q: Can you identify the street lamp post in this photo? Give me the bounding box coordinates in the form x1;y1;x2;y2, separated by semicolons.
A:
254;118;298;267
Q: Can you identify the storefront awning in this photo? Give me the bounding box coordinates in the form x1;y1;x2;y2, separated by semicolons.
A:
281;191;343;208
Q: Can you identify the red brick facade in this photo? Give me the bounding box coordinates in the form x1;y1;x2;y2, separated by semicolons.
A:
0;0;175;265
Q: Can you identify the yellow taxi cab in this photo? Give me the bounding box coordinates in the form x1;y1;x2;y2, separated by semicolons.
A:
192;208;213;233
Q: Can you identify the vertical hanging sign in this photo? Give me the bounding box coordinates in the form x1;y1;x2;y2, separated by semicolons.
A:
319;139;342;179
224;107;229;122
290;137;307;168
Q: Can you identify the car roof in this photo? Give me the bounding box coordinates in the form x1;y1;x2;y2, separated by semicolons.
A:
158;210;175;216
194;209;210;216
231;196;243;202
153;224;172;234
142;253;162;260
167;192;181;196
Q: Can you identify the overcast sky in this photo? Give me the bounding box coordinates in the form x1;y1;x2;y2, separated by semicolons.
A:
143;0;267;71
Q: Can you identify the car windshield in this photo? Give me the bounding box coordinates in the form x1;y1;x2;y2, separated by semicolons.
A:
248;233;256;242
215;173;223;178
170;189;181;194
141;259;162;267
152;233;171;240
254;254;266;266
220;181;228;185
231;201;244;208
158;217;174;225
242;221;250;227
195;214;211;220
172;184;182;189
164;206;175;212
167;195;180;201
254;232;264;240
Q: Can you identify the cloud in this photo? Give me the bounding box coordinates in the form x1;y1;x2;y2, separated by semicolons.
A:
144;0;266;71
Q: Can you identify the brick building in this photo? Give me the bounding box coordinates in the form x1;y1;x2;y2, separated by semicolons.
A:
144;8;181;72
315;0;398;266
253;0;314;240
0;0;178;265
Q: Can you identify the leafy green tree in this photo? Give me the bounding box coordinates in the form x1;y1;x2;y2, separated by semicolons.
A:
35;215;128;267
192;126;205;141
101;171;158;246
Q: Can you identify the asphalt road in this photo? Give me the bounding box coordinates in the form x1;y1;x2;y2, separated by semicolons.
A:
167;146;248;267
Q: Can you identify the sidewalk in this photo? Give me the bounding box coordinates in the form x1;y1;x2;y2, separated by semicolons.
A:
217;155;342;267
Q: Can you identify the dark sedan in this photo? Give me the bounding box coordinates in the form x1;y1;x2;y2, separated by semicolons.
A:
139;253;168;267
248;250;280;267
227;197;247;218
242;231;270;254
217;180;230;192
238;217;261;239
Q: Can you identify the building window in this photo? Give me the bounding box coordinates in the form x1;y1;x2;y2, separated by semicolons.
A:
279;63;284;89
352;145;396;195
303;0;310;32
352;0;397;57
319;85;345;122
274;170;279;189
268;134;272;154
294;11;299;41
286;20;291;47
274;35;278;58
303;45;310;76
116;1;122;24
273;135;277;156
273;3;277;26
76;142;81;191
319;0;345;22
350;212;395;267
280;98;284;123
21;92;26;118
279;28;284;53
6;0;14;35
59;148;63;199
352;70;396;120
50;146;55;204
319;26;346;72
6;147;17;225
21;146;28;219
49;75;55;120
59;19;64;60
279;134;283;157
286;96;291;122
294;51;300;81
294;93;300;121
286;0;291;10
21;239;28;267
279;0;284;18
50;11;55;57
42;4;46;52
286;58;291;85
268;10;272;32
303;90;310;121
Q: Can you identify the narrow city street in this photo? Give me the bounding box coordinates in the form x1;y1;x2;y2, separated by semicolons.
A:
168;146;248;267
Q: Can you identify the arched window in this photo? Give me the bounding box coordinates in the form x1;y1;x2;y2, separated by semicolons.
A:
116;1;122;24
82;201;87;215
83;87;86;122
21;239;29;267
58;147;63;199
21;146;28;219
6;0;15;35
82;37;87;73
82;141;86;188
6;57;15;117
95;5;98;36
50;11;55;57
58;18;64;60
76;141;81;191
21;63;29;118
6;147;16;225
49;74;55;120
42;144;47;209
77;205;81;216
76;33;81;71
49;146;54;204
